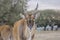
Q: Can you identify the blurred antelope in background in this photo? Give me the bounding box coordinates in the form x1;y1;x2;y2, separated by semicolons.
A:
0;24;12;40
13;3;38;40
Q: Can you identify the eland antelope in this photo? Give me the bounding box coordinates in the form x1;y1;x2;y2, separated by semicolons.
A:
0;24;12;40
13;3;38;40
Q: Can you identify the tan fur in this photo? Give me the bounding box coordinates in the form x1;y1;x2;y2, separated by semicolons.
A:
13;14;36;40
0;25;12;40
13;19;26;40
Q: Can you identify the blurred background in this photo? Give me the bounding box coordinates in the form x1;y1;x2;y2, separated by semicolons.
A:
0;0;60;30
0;0;60;40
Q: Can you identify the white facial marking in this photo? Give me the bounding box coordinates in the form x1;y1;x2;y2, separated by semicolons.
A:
27;27;32;40
28;32;31;40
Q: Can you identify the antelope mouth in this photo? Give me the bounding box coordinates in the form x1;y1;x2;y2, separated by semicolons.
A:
28;24;34;30
27;20;34;30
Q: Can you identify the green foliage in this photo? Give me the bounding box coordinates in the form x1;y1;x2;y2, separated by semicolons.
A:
0;0;28;25
36;9;60;26
0;0;60;26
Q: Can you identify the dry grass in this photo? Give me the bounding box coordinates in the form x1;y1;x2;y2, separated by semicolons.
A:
34;31;60;40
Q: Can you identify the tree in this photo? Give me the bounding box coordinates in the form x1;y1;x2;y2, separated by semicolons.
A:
36;9;60;27
0;0;29;25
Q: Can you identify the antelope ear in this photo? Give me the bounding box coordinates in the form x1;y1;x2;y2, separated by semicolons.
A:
34;13;40;19
20;13;25;19
34;13;37;19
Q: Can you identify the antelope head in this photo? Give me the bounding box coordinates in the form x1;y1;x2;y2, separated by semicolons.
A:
20;3;38;29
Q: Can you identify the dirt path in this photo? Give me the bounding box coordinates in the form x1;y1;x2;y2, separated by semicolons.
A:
34;31;60;40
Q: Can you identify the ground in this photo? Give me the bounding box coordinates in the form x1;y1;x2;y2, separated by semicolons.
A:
34;31;60;40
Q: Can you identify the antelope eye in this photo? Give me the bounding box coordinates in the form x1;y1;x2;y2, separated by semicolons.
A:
32;19;35;22
33;17;35;19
